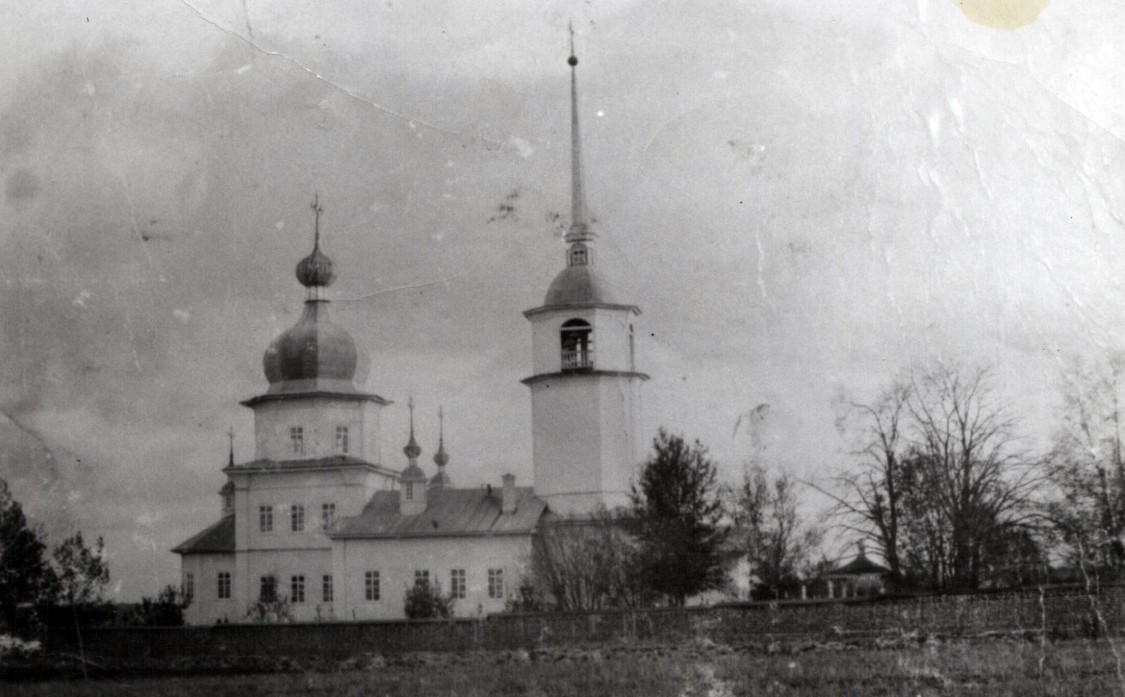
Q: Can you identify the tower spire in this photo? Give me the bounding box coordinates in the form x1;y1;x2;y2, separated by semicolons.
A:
566;21;592;244
311;192;322;249
227;426;235;467
403;396;421;463
431;406;451;488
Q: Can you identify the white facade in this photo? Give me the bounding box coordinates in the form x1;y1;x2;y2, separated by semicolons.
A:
250;399;383;463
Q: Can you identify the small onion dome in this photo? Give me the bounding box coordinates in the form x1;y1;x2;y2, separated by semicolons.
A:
544;264;618;306
433;441;449;468
429;469;451;488
400;462;426;483
403;432;422;461
296;244;336;288
263;302;368;385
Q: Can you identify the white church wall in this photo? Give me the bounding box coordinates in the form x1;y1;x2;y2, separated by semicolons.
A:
181;553;237;625
230;468;388;554
241;547;335;623
333;535;531;620
252;398;380;462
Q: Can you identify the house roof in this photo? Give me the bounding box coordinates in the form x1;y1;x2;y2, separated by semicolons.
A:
223;455;399;476
330;487;547;540
830;552;890;576
172;515;235;554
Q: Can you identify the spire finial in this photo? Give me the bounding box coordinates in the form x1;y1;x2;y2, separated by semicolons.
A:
227;426;234;467
566;22;590;244
311;193;323;249
432;406;450;484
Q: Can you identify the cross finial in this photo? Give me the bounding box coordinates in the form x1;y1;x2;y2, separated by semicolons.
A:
311;193;323;248
227;426;235;466
569;20;575;58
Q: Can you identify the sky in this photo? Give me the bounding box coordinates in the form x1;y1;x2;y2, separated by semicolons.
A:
2;0;1125;600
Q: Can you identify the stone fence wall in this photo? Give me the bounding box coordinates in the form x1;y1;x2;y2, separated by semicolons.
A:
45;587;1125;663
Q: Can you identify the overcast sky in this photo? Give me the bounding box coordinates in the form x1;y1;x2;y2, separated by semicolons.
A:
2;0;1125;599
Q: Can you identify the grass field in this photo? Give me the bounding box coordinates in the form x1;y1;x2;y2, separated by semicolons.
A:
9;637;1125;696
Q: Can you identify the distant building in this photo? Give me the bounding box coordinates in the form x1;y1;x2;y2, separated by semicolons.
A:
174;47;647;623
819;541;890;599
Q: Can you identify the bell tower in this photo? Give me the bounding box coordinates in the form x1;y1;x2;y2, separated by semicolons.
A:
522;32;647;515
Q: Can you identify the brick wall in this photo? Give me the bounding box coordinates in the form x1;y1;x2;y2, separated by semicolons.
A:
46;587;1125;663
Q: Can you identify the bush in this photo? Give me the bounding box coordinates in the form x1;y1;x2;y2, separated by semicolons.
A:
404;581;454;619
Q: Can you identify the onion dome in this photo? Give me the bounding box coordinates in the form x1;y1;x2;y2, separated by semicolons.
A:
543;264;618;306
296;245;336;288
262;301;369;388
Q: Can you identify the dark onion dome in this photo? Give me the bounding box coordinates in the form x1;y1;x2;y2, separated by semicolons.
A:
403;430;422;460
263;301;370;387
433;443;449;468
543;263;620;306
400;462;426;483
429;469;451;488
295;244;336;288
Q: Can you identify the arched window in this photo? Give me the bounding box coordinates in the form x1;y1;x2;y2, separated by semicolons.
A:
560;319;594;370
568;243;589;267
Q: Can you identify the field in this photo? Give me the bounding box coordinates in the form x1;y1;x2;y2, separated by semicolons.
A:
9;636;1125;696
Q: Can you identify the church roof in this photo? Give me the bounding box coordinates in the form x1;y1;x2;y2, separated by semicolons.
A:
172;515;235;555
330;487;546;540
224;455;399;476
830;552;890;576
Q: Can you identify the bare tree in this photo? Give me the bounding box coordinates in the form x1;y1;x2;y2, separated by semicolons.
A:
1046;354;1125;573
825;363;1043;590
529;508;648;611
821;381;911;582
908;363;1043;589
731;464;822;599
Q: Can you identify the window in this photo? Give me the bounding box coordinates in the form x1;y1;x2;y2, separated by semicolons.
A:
568;243;589;266
217;572;231;599
322;503;336;530
222;491;234;513
450;569;466;599
365;571;380;601
184;572;194;603
335;426;349;454
322;575;334;603
260;575;277;602
259;505;273;532
487;569;504;600
560;319;593;370
291;504;305;532
405;482;415;501
290;575;305;603
414;569;430;589
290;426;304;455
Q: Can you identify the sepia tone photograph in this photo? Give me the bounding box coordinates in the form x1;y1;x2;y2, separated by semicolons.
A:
3;0;1125;694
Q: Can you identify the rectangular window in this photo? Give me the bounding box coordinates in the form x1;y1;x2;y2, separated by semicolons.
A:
291;575;305;603
322;575;334;603
405;481;415;501
291;504;305;532
365;571;380;601
290;426;304;455
260;575;277;602
184;572;194;603
259;505;273;532
450;569;466;599
322;502;336;530
335;426;349;454
414;569;430;589
217;571;231;599
488;569;504;600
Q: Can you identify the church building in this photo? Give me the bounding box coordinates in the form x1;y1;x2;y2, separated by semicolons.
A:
174;45;646;624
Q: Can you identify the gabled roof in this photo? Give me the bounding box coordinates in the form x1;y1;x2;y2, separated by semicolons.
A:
172;515;235;554
330;487;546;540
224;455;399;476
830;553;890;576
